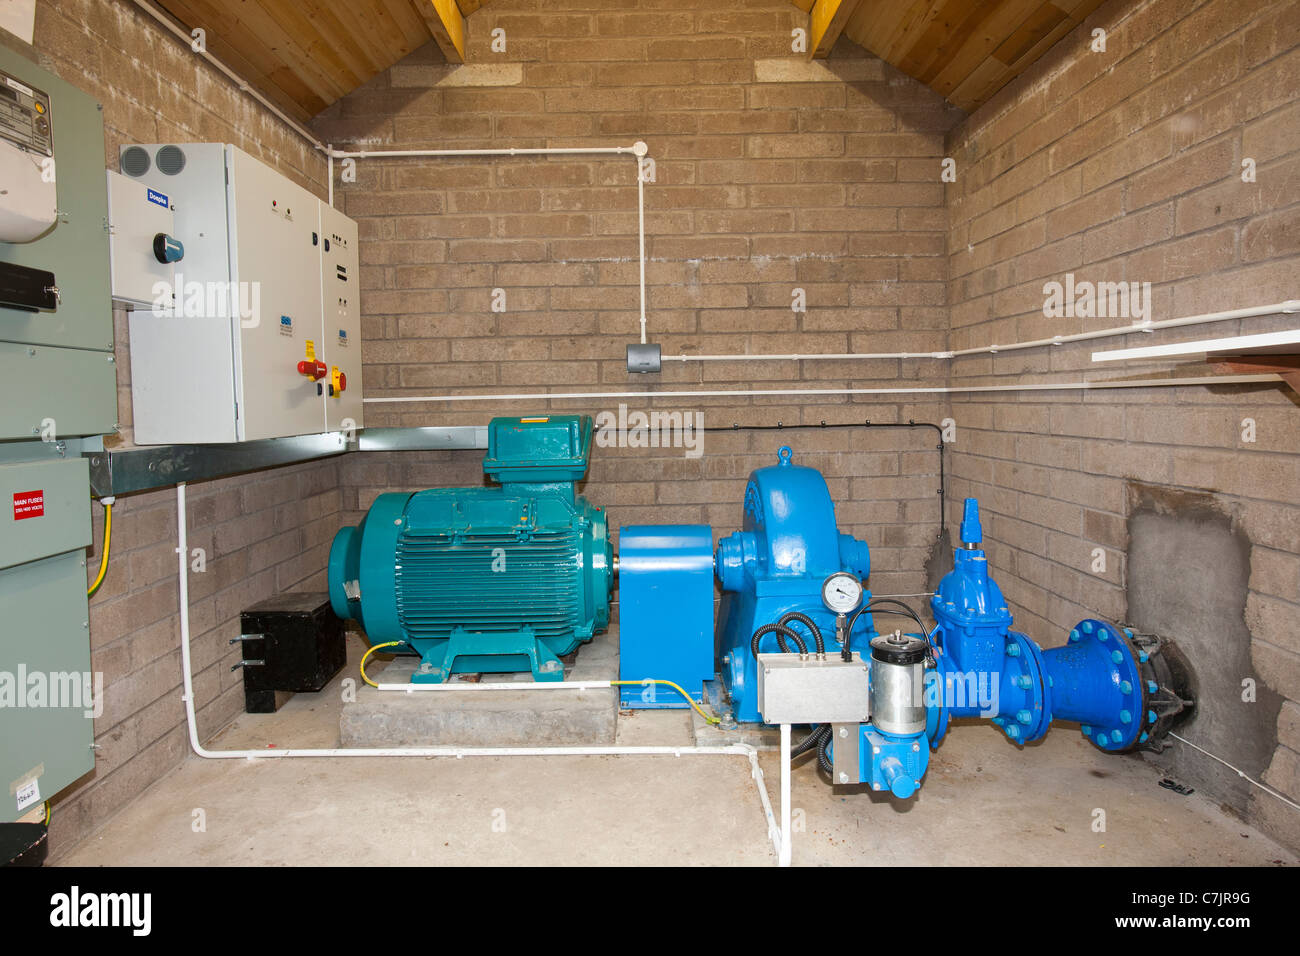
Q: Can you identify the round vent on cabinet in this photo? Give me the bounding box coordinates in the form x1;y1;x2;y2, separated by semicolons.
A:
120;145;150;177
155;145;187;175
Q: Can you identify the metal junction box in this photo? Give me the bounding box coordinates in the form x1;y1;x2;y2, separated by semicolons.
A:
118;143;363;443
756;652;871;725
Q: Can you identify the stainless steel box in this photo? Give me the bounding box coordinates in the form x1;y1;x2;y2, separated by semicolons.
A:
756;652;871;725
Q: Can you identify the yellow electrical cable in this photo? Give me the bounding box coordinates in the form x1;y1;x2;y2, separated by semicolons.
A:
611;679;721;724
43;800;50;826
358;647;718;724
87;501;113;597
359;642;403;688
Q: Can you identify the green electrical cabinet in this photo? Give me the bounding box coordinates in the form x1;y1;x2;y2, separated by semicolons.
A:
0;45;116;822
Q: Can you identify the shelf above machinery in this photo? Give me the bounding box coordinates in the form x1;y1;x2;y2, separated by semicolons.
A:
1091;328;1300;394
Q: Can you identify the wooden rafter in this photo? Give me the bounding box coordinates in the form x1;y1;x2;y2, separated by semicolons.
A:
808;0;862;59
415;0;465;62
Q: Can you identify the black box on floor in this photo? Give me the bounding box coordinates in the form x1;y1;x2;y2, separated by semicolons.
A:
238;592;345;713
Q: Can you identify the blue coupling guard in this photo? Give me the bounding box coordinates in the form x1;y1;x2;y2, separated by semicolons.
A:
617;525;715;708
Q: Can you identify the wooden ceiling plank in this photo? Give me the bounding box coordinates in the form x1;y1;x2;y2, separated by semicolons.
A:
249;2;365;99
881;0;944;64
155;0;321;120
294;0;391;83
809;0;863;59
165;0;348;107
927;0;1046;96
992;2;1069;66
963;5;1097;107
907;0;1001;84
893;0;969;78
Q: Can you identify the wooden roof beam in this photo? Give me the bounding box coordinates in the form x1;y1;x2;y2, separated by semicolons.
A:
416;0;465;62
809;0;862;59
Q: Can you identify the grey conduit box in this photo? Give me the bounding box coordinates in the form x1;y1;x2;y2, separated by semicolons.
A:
626;342;661;373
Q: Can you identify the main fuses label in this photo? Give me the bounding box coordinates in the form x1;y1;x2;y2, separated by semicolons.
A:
13;490;44;520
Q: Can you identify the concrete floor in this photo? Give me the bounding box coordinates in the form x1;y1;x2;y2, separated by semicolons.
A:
61;634;1296;867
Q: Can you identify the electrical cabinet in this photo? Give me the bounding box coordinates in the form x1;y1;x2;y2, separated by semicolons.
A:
0;47;116;439
0;46;107;823
118;143;363;444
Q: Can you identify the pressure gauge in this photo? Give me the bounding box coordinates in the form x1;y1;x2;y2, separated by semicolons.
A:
821;572;863;614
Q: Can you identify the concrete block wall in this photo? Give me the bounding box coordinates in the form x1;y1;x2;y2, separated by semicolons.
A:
2;1;343;857
314;0;962;589
945;0;1300;848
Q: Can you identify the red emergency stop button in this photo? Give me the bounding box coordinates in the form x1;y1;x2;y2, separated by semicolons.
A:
337;371;347;392
297;359;327;381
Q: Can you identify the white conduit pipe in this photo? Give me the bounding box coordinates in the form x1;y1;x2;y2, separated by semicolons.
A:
329;143;650;337
132;1;652;341
638;159;648;345
331;146;637;158
1169;733;1300;814
664;301;1300;364
361;372;1279;405
174;483;787;863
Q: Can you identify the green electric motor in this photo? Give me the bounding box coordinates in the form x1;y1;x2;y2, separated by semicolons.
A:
329;416;614;682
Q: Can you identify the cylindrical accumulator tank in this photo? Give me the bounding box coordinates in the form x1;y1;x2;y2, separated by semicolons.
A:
869;634;928;736
328;416;614;683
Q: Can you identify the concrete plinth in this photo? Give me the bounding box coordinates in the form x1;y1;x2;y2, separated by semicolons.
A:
339;628;619;747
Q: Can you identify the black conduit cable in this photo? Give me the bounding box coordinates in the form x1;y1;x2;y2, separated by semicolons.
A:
864;599;938;664
778;611;826;655
817;727;834;776
701;419;947;541
750;622;808;658
791;723;829;759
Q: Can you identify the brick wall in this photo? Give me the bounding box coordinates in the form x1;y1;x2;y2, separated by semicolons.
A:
945;0;1300;848
314;0;962;592
3;0;343;857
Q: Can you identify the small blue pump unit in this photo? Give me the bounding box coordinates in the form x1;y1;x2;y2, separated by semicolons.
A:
714;446;872;723
328;416;613;682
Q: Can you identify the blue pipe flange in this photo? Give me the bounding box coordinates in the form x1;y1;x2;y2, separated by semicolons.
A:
993;631;1053;745
1043;619;1146;752
923;663;950;747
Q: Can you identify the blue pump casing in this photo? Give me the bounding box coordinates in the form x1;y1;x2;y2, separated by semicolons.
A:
715;446;874;723
617;525;715;707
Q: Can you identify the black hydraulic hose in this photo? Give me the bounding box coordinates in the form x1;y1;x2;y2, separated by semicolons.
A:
867;600;929;636
792;723;829;759
864;599;938;663
778;611;826;655
816;726;834;775
750;622;808;658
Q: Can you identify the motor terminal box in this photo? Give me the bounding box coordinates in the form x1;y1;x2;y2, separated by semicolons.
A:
117;143;363;443
756;652;871;725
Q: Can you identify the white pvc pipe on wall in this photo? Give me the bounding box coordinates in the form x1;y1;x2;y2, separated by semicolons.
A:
360;373;1280;405
662;301;1300;364
173;484;786;862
